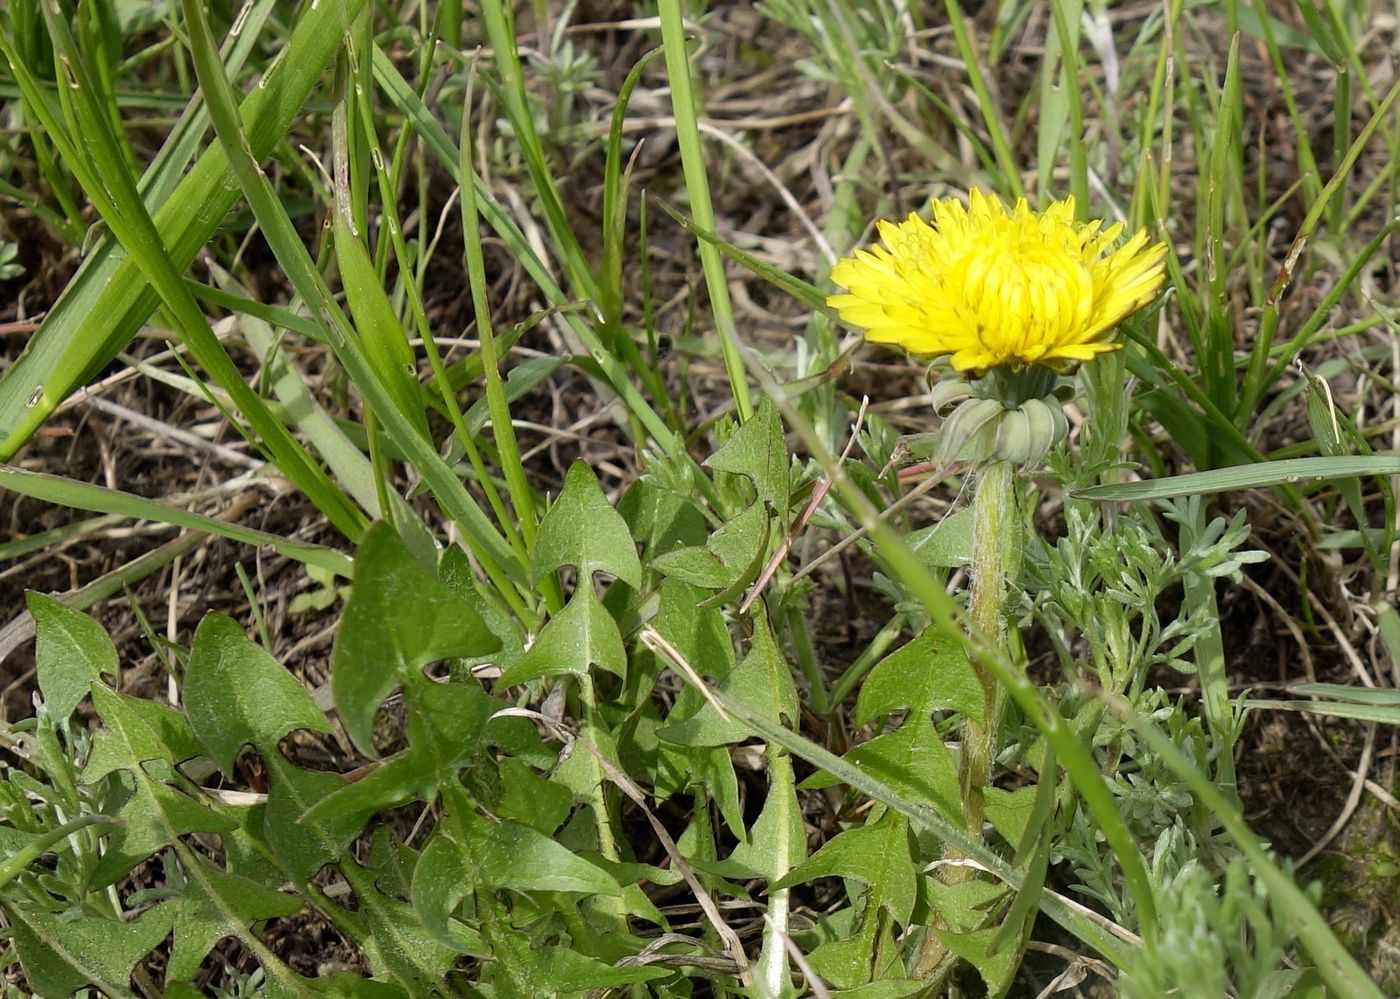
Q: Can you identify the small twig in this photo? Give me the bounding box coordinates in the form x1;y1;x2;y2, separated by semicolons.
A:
787;460;958;589
740;397;867;613
639;628;733;724
774;915;831;999
82;393;260;469
1024;941;1118;993
1237;573;1316;684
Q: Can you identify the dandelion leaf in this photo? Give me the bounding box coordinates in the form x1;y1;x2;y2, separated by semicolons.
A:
477;817;623;896
261;758;358;883
906;507;975;568
826;979;927;998
410;824;485;954
92;775;236;888
495;757;574;834
653;579;737;678
440;543;526;671
619;474;708;555
522;944;672;993
27;592;117;722
532;459;643;586
304;681;494;834
928;928;1020;996
772;810;917;927
185;613;330;774
713;756;804;882
499;585;626;685
312;975;413;998
706;396;789;514
81;685;202;782
332;522;499;756
807;909;906;990
658;612;797;746
8;902;174;999
80;686;235;887
856;627;983;725
835;720;963;824
651;500;769;596
342;857;463;990
649;586;745;837
985;785;1040;850
167;855;303;981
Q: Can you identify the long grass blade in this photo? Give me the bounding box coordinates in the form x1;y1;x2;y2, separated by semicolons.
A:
0;465;351;578
9;8;367;540
1075;456;1400;502
657;0;754;421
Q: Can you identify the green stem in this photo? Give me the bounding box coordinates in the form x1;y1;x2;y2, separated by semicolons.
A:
1180;505;1240;808
961;460;1019;821
915;458;1021;979
0;814;117;889
577;677;628;931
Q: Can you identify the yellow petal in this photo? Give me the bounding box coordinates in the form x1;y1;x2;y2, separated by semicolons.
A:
826;187;1168;375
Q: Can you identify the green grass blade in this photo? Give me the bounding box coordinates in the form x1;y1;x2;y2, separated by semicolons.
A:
456;64;539;558
1286;683;1400;706
658;0;754;421
653;198;830;314
189;279;325;341
476;0;596;304
330;121;431;444
1237;72;1400;423
11;8;366;541
597;48;672;421
1245;699;1400;725
369;46;683;459
1202;35;1242;423
339;60;522;559
1121;332;1262;468
941;0;1025;202
1045;0;1087;210
1075;456;1400;502
1262;218;1400;386
215;274;383;519
0;465;351;578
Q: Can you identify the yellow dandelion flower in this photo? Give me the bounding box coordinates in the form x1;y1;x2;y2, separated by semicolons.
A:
828;189;1168;374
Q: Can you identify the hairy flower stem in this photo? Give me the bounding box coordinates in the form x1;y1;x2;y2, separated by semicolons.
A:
915;458;1021;980
960;458;1019;833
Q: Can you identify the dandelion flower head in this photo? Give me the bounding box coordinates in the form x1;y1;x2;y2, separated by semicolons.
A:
828;190;1168;374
